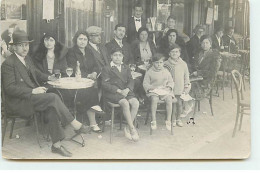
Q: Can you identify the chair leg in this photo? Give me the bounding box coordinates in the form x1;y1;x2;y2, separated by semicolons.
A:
101;113;105;132
223;71;225;101
149;105;152;135
110;107;114;144
144;106;150;125
231;75;233;99
33;114;42;148
209;90;214;116
239;108;244;131
171;103;175;135
119;111;122;130
9;118;16;139
2;115;8;146
193;100;198;117
198;101;200;111
216;82;219;95
232;106;240;137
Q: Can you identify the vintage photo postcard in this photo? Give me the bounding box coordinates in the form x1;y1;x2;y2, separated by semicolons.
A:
0;0;250;159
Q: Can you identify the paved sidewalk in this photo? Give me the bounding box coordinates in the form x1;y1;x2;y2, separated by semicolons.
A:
1;84;251;160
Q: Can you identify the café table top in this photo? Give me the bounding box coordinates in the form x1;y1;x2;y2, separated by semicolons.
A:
220;52;241;59
238;49;250;54
47;77;94;89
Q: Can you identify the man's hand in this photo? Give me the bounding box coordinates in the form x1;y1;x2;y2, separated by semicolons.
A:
121;88;130;97
32;87;47;94
48;74;57;81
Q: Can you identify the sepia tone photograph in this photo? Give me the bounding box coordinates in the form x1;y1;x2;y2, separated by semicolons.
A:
0;0;250;160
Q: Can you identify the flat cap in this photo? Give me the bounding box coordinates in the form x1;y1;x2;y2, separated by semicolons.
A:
86;26;102;36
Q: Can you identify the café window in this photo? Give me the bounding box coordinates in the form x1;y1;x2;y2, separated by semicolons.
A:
1;0;26;20
65;0;118;47
157;0;185;32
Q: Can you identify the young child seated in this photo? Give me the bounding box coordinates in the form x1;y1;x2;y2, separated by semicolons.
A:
101;48;140;142
143;53;175;131
164;45;193;127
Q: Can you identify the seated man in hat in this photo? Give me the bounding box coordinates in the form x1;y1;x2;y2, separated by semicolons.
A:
1;30;89;157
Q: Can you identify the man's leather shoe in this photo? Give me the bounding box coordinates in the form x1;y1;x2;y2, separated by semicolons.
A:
74;125;89;134
51;145;72;157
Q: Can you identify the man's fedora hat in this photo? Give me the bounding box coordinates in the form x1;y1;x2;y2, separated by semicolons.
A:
10;30;33;45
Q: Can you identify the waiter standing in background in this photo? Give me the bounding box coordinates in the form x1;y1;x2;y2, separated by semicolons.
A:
127;3;146;44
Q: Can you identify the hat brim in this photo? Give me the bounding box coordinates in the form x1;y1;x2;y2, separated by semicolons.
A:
10;40;34;45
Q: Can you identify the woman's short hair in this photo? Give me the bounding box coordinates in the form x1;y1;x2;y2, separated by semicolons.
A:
137;27;149;39
165;29;179;38
200;35;212;45
152;53;165;62
72;30;88;46
35;31;63;59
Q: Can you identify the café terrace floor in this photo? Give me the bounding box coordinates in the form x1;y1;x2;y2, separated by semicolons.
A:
1;82;250;160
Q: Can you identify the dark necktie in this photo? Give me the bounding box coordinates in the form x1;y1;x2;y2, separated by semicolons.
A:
135;19;141;22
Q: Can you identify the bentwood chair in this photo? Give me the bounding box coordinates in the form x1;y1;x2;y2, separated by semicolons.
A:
189;56;222;121
231;70;250;137
1;88;44;148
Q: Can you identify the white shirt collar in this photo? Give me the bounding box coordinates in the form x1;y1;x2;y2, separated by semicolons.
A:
215;35;221;46
15;52;26;66
110;61;122;72
114;38;123;47
89;42;99;51
134;16;141;21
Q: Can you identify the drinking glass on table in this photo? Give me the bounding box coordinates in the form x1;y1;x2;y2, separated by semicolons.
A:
53;69;61;79
66;67;73;78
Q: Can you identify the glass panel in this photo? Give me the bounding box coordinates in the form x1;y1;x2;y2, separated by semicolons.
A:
1;0;26;20
94;0;118;43
157;0;185;32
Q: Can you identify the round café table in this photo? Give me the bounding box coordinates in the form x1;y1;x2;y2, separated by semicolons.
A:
48;77;95;147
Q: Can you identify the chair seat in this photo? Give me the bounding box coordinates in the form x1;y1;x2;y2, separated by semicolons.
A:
240;100;250;107
107;102;120;108
217;71;230;76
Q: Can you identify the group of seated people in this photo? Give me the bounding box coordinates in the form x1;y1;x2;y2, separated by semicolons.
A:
1;14;238;157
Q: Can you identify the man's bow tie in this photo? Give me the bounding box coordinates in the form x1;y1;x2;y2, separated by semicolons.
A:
135;19;141;22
